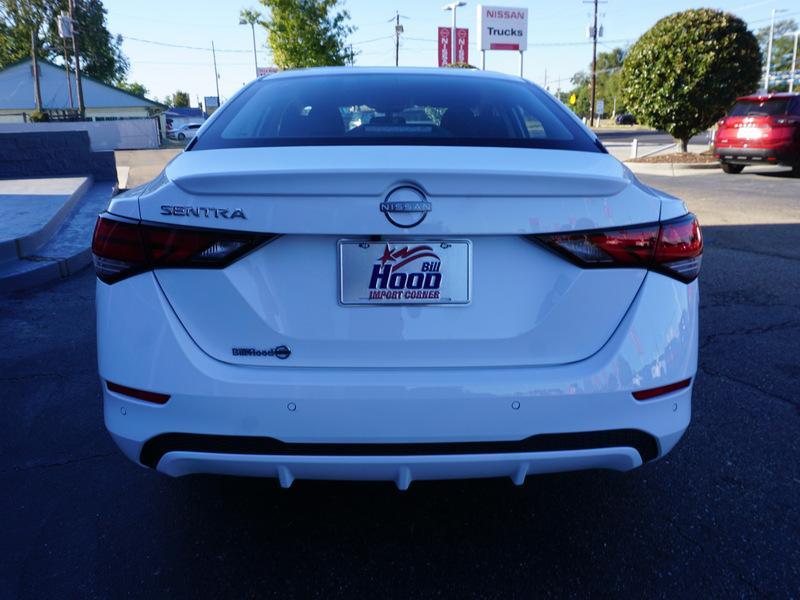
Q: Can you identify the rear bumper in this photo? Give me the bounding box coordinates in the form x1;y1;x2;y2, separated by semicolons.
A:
714;145;799;166
98;269;698;487
144;447;645;489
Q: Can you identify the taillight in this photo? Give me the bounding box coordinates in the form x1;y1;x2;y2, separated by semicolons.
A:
91;215;276;284
534;213;702;283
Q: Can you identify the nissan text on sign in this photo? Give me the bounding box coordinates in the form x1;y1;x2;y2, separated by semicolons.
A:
477;5;528;51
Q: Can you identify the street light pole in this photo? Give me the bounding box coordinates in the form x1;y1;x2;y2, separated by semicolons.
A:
589;0;599;127
765;9;776;92
442;2;466;65
250;23;258;77
764;9;787;92
790;31;799;94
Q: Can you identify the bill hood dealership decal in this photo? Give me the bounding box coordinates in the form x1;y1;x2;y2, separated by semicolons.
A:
369;243;443;301
231;345;291;359
338;239;471;305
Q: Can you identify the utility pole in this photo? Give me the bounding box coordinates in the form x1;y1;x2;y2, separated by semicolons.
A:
57;11;74;109
67;0;85;117
586;0;600;127
31;28;43;113
211;40;221;107
393;11;405;67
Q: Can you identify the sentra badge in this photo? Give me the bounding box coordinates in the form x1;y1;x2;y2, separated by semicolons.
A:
161;206;247;219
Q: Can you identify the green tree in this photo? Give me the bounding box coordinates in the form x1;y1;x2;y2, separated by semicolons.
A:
757;19;798;92
239;7;261;26
620;9;761;152
170;90;190;108
0;0;129;84
117;81;148;98
568;48;627;119
258;0;354;69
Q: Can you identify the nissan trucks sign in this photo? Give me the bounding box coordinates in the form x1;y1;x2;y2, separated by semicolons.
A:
477;5;528;51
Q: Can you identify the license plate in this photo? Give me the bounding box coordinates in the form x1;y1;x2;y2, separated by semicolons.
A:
736;127;763;140
338;239;471;305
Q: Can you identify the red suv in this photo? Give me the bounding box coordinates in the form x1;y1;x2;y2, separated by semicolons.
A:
713;93;800;175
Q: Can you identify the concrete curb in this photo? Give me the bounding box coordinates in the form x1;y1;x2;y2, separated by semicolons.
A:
0;182;114;293
624;161;720;176
0;176;92;264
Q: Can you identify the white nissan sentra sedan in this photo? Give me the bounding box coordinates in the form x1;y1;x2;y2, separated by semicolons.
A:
93;67;701;489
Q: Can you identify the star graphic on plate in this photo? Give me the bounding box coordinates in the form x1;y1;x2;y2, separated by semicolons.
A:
379;244;395;265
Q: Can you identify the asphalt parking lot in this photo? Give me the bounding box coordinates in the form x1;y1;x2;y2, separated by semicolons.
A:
2;166;799;598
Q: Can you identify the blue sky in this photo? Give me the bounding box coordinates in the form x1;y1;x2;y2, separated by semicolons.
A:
104;0;799;105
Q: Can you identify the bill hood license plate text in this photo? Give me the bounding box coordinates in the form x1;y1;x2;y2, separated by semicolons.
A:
338;240;471;305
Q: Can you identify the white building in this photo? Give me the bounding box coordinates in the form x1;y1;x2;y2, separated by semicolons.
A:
0;58;166;130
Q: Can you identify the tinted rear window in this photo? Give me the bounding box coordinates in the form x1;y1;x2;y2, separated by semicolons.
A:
729;99;790;117
191;73;602;153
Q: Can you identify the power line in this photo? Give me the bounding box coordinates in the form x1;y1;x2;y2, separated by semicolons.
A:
121;34;270;54
352;35;395;45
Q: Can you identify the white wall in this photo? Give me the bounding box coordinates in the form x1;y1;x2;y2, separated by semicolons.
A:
0;119;161;151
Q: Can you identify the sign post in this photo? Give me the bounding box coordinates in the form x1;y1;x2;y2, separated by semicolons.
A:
476;5;529;76
595;99;604;126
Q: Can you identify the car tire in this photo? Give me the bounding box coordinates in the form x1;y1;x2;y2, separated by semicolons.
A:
177;133;186;141
791;164;800;178
721;163;744;174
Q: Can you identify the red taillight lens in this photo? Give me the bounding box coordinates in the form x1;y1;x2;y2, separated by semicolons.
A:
654;214;703;282
92;215;275;284
106;381;170;404
535;213;702;283
542;226;658;267
632;378;692;400
91;218;147;283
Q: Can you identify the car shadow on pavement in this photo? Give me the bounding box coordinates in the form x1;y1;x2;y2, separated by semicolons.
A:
733;167;797;178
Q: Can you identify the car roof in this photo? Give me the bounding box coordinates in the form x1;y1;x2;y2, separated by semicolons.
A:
736;92;799;102
257;66;526;84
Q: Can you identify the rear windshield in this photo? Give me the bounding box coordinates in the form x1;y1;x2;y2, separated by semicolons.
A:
729;99;789;117
191;73;602;153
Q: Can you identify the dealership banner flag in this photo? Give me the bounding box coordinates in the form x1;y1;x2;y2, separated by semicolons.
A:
438;27;451;66
455;28;469;64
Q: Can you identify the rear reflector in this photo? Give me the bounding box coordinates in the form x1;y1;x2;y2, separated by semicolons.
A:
632;378;692;400
106;381;170;404
534;213;703;283
92;215;276;284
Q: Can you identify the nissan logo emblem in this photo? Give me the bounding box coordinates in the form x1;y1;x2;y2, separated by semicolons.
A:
380;187;432;228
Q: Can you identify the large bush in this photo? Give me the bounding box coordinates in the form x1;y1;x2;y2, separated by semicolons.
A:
620;9;761;151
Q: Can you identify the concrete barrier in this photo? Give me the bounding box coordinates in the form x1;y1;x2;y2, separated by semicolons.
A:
0;119;160;151
0;131;117;181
